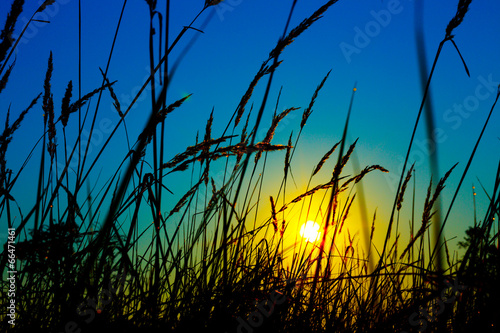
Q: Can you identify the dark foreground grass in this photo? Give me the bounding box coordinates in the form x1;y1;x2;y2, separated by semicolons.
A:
1;1;499;332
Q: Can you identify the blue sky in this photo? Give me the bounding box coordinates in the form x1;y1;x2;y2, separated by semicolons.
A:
1;0;500;254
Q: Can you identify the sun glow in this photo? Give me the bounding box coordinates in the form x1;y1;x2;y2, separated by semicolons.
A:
300;221;321;243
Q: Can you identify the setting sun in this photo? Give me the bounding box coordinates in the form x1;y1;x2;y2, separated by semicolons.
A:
300;221;321;243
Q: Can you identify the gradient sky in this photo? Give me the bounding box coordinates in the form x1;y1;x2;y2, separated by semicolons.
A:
1;0;500;254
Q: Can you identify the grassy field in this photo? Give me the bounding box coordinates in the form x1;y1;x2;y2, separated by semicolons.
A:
1;0;499;332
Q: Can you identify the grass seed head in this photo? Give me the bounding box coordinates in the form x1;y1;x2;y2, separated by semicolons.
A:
396;163;415;211
42;51;53;126
60;81;73;127
0;0;24;65
446;0;473;38
36;0;56;13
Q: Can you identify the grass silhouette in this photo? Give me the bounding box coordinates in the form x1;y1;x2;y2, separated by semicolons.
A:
1;0;499;332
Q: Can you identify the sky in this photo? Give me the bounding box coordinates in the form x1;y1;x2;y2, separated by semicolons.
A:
1;0;500;257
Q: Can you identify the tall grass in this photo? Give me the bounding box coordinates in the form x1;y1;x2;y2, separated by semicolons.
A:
1;1;499;333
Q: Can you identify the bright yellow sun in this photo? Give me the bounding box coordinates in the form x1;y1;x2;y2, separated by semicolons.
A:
299;221;321;243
